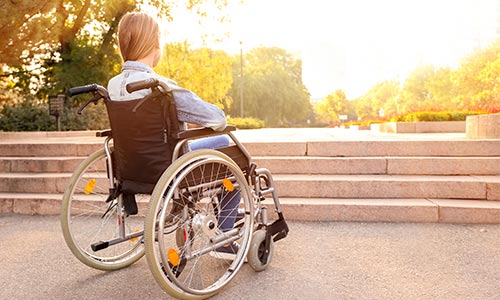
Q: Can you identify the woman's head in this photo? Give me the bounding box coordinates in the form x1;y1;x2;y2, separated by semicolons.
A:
117;12;161;65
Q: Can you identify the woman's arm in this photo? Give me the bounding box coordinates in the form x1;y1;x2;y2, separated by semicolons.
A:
161;79;227;131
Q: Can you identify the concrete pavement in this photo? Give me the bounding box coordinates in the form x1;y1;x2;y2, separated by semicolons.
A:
2;214;500;300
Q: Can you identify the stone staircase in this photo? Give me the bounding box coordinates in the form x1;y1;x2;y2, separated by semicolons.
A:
2;130;500;223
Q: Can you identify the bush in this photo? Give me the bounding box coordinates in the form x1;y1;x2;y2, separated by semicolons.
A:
0;99;265;132
61;102;109;131
227;117;265;129
0;101;54;131
0;99;109;132
345;119;386;127
390;110;488;122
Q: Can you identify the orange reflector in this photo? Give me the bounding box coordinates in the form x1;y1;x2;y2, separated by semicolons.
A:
168;248;180;267
130;230;141;243
83;179;96;195
222;178;234;192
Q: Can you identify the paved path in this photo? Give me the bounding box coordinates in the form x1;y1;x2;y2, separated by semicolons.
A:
0;127;468;144
2;214;500;300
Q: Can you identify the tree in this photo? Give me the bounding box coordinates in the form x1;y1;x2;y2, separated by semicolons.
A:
372;80;400;118
354;80;400;119
398;65;435;113
453;40;500;111
316;89;348;123
354;95;373;120
1;0;135;97
0;1;60;67
155;42;233;108
426;67;455;110
1;0;231;102
229;47;312;126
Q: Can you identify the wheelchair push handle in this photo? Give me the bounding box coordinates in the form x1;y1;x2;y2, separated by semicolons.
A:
68;84;99;96
68;84;109;115
126;78;159;93
126;78;172;94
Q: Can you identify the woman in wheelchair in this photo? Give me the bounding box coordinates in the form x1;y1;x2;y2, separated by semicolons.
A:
109;12;241;256
61;11;288;300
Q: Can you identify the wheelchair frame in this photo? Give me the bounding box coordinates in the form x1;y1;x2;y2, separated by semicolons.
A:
60;79;288;299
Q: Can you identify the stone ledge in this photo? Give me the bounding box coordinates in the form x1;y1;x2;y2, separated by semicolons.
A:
372;121;465;133
431;199;500;223
277;198;439;223
348;125;371;130
0;130;99;139
6;195;500;224
466;113;500;139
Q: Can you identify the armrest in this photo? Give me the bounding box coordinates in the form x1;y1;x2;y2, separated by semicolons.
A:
96;130;112;137
176;125;236;140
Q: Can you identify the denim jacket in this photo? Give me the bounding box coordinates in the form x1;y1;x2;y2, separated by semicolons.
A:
107;61;226;131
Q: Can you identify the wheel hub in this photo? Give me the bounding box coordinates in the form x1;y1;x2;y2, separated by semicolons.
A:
192;213;218;237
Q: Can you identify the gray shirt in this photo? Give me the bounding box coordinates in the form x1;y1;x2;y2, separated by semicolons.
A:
107;61;227;131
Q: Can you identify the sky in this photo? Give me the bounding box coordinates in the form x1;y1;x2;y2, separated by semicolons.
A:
164;0;499;99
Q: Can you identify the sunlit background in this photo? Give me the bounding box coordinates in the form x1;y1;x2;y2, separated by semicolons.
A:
1;0;499;130
164;0;500;99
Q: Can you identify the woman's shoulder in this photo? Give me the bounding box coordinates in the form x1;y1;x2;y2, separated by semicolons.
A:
157;76;179;88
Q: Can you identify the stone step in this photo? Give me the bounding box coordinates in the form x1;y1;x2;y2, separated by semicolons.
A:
0;142;103;157
2;139;500;157
385;157;500;175
307;140;500;157
2;172;500;201
2;193;500;224
0;141;308;157
0;157;83;173
2;156;500;176
272;174;500;200
278;198;500;223
0;173;70;194
254;156;500;175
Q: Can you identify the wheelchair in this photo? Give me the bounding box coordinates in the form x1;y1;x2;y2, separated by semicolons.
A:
60;78;289;299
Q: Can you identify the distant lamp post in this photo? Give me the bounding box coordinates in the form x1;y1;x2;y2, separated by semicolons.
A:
239;41;244;118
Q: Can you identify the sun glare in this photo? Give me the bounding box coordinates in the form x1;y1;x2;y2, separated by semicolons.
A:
163;0;499;99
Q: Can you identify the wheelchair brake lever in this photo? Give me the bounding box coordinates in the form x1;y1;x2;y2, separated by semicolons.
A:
77;93;103;115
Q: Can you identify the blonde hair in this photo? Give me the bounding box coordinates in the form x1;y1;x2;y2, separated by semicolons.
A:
117;12;160;61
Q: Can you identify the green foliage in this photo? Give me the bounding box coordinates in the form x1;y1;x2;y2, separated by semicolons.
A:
0;1;60;66
353;40;500;121
0;98;109;132
340;119;384;128
453;40;500;110
227;117;265;129
0;101;53;131
48;39;122;105
390;110;487;122
229;47;312;127
315;89;348;123
60;102;110;130
2;0;231;100
156;43;233;108
398;65;436;113
353;80;400;120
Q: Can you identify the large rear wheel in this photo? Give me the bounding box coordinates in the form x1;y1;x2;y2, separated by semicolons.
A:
144;149;254;299
61;149;146;270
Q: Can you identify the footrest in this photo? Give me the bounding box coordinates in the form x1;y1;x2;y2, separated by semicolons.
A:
91;241;109;252
267;215;289;242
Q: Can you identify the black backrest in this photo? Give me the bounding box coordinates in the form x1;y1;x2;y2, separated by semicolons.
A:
105;92;179;194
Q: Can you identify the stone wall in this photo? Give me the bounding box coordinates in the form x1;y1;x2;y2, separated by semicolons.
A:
466;113;500;139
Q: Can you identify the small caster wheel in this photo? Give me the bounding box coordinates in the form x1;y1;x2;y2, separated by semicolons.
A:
248;229;274;272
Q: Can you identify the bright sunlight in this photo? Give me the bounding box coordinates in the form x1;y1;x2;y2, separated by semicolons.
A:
164;0;499;99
